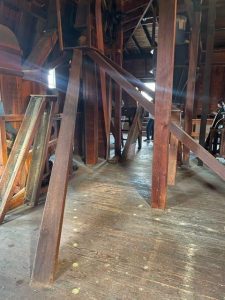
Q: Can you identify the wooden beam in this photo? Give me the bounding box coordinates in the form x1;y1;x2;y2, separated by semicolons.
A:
168;133;179;186
31;49;82;285
56;0;64;52
126;0;153;44
132;36;143;54
142;24;154;47
151;0;177;209
199;0;216;165
23;31;58;68
183;9;201;163
95;0;110;156
83;57;98;164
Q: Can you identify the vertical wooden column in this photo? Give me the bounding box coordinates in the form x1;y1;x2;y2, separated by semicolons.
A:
113;0;123;157
95;0;110;157
31;50;82;285
151;0;177;209
0;117;7;170
183;8;201;164
83;57;98;165
198;1;216;166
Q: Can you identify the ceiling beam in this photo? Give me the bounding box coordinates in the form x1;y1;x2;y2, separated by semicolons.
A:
125;0;154;44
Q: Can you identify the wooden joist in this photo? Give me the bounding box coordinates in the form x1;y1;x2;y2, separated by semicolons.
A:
31;49;82;285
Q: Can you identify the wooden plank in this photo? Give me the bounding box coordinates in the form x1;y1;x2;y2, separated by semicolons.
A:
183;9;201;163
83;57;98;165
199;1;216;165
0;96;46;223
25;100;55;206
31;49;82;285
8;188;25;210
0;117;8;166
168;134;179;186
151;0;177;209
2;114;24;122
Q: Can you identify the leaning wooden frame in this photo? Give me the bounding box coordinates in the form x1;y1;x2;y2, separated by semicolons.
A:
0;95;58;223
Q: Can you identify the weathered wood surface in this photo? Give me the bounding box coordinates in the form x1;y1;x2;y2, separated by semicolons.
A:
31;49;82;285
0;96;46;223
151;0;177;209
0;117;7;167
183;8;201;163
25;100;55;206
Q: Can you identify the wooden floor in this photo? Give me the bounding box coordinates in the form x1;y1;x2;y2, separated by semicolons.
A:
1;141;225;299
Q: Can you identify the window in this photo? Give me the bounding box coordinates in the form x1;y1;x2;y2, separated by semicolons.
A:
140;82;155;101
48;69;56;89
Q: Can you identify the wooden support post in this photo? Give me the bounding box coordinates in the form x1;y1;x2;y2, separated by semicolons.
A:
31;50;82;285
56;0;64;52
95;0;110;157
25;100;55;206
198;1;216;166
183;8;201;164
83;57;98;165
0;96;46;223
151;0;177;209
113;0;123;157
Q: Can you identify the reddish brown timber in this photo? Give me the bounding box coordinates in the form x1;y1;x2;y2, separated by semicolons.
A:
0;96;46;223
31;49;82;285
151;0;177;209
168;134;179;186
95;0;110;156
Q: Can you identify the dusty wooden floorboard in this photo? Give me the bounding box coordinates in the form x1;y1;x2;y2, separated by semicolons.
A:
0;142;225;299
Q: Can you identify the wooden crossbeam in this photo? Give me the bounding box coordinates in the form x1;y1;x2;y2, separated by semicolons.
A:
0;96;46;223
23;31;58;68
31;49;82;285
